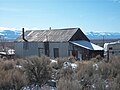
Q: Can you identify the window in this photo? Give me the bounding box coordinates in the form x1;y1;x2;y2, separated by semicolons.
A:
109;47;112;50
53;48;59;58
23;42;29;50
112;51;114;55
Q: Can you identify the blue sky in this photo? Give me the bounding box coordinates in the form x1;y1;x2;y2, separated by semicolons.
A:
0;0;120;32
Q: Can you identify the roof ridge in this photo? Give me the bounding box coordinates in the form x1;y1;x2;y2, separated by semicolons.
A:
26;27;79;31
51;28;79;30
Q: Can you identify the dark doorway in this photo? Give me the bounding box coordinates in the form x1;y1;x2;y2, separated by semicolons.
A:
53;48;59;58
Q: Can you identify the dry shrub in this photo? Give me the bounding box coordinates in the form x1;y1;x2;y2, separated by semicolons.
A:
91;55;103;63
110;74;120;89
57;77;81;90
0;60;15;71
91;57;99;62
98;62;113;79
68;56;76;63
75;56;120;89
0;55;120;90
50;56;120;90
56;58;66;69
96;55;103;61
56;65;79;90
15;58;26;65
50;57;68;69
76;61;94;78
59;66;74;79
111;56;120;70
0;64;28;90
23;56;52;86
50;58;67;70
75;61;90;71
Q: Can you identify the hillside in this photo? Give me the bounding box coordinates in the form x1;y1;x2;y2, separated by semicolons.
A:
0;30;21;40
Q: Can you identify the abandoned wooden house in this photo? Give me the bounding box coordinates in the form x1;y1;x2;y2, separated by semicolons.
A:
15;28;103;60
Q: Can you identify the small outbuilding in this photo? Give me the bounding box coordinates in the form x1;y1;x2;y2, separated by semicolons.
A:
15;28;103;60
104;40;120;60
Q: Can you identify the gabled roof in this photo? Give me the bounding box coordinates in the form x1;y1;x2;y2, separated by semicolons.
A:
15;28;89;42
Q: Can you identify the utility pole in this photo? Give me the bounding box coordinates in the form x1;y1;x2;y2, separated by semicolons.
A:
103;35;104;47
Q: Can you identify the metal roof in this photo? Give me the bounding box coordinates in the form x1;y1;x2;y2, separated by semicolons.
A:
70;40;103;50
15;28;79;42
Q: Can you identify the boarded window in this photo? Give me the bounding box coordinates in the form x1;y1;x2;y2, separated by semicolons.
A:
54;48;59;58
23;42;29;50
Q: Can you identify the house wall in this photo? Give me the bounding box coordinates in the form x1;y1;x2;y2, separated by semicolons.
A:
107;43;120;56
15;42;23;58
49;42;69;58
15;42;39;58
15;42;69;58
15;41;103;60
68;43;88;60
68;43;103;60
104;43;120;61
24;42;39;57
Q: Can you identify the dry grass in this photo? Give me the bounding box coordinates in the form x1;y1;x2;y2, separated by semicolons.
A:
57;77;81;90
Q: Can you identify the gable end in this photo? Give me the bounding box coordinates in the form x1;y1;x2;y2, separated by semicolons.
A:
69;28;90;42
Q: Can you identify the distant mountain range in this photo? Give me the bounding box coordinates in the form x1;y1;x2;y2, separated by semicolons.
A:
0;30;119;41
0;30;21;41
86;32;120;39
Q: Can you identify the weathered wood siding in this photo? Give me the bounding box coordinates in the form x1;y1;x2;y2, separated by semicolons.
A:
15;42;39;58
49;42;69;58
15;42;69;58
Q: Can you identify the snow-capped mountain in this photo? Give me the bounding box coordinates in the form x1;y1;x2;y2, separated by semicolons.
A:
0;30;119;41
86;32;120;39
0;30;21;40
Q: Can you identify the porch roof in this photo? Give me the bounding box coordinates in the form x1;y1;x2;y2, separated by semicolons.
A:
70;40;103;51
